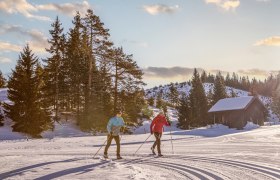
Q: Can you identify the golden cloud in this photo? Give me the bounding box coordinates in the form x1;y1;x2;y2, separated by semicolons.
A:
205;0;240;11
254;36;280;46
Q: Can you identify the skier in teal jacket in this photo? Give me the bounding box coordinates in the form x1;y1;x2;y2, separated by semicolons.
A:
104;109;125;159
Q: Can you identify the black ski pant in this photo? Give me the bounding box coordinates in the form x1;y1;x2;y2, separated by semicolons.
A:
104;134;120;156
152;132;162;154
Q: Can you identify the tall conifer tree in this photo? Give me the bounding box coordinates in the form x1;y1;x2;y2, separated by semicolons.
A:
176;93;190;129
0;70;6;88
212;72;227;105
189;68;209;126
44;16;65;120
4;45;52;137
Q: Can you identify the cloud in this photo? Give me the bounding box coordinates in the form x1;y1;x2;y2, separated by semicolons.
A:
0;24;48;53
0;57;12;63
143;67;204;78
26;30;49;53
36;1;90;16
143;66;272;80
0;0;51;21
238;69;270;76
205;0;240;11
254;36;280;46
0;0;91;21
143;4;180;15
0;41;21;52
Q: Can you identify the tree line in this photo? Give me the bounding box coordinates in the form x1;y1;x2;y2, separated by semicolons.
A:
0;10;145;137
147;69;280;129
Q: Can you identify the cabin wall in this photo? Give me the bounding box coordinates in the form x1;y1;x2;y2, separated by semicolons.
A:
244;100;265;126
212;110;245;129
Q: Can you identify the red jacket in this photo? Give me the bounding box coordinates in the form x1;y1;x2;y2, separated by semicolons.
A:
150;114;170;133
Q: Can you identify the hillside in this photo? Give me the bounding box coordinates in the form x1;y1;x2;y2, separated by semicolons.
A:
145;82;271;105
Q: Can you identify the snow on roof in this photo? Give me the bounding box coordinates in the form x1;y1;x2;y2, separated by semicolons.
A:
208;96;254;113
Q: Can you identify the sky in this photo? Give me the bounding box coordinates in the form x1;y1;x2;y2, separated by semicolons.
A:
0;0;280;88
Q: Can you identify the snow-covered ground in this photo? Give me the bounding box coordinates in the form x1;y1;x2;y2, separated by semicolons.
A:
0;124;280;179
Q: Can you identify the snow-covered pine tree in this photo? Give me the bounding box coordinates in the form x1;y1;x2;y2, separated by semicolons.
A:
189;68;209;127
4;45;52;138
176;93;190;129
0;70;6;88
212;72;227;105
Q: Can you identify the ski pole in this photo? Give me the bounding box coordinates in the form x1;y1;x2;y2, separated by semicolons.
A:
169;126;174;154
93;134;110;159
134;134;152;155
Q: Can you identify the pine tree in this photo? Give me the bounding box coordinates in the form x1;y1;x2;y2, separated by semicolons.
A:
156;93;163;109
272;91;280;119
176;93;190;129
120;89;145;123
201;70;207;83
168;83;179;107
230;88;237;98
0;70;6;88
110;47;145;113
147;97;155;106
80;9;114;130
0;111;4;126
66;12;85;121
44;16;65;120
0;101;4;126
4;45;52;137
212;72;227;105
249;78;258;96
272;73;280;119
189;68;209;126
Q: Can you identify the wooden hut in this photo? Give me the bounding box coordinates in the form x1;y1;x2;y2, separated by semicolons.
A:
208;96;267;129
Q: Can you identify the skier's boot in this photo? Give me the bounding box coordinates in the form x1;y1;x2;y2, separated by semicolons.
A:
117;155;123;159
103;154;109;159
158;153;163;157
151;147;156;155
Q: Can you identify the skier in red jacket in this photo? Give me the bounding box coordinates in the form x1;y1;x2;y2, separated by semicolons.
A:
150;111;170;156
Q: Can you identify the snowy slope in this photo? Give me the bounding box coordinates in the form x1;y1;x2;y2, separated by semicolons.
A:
145;82;273;105
0;125;279;179
146;83;249;101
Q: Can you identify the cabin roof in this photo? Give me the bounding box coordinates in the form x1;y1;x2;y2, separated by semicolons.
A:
208;96;259;113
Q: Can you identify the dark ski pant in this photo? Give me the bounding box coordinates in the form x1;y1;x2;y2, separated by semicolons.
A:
104;134;120;156
152;132;162;154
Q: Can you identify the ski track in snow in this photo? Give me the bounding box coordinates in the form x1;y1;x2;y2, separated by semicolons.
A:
0;125;280;179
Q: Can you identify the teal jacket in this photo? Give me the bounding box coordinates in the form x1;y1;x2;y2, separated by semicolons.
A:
107;116;125;136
